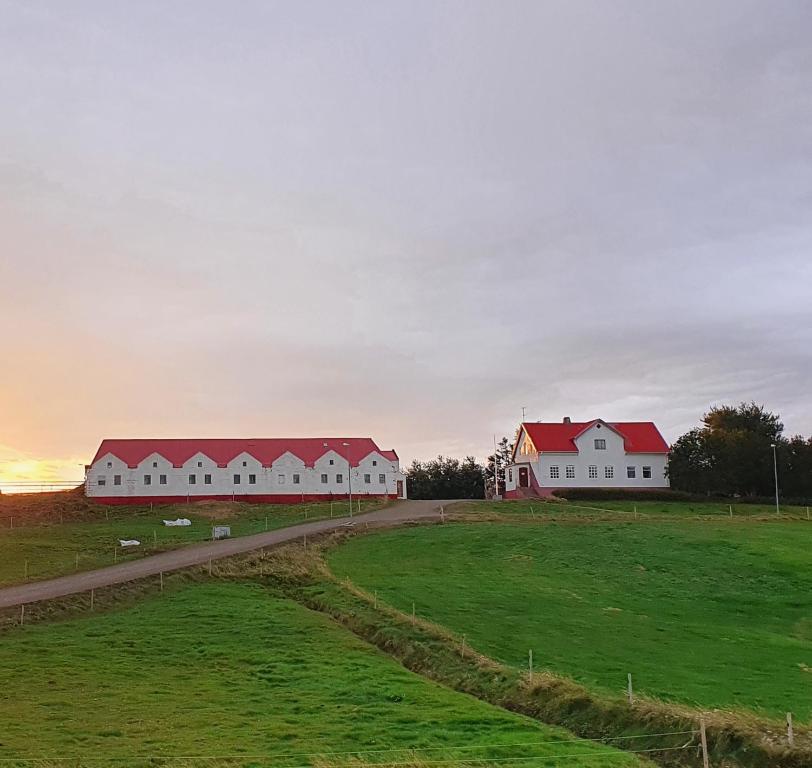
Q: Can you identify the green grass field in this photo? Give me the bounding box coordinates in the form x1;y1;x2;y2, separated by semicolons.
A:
0;581;643;768
328;520;812;720
453;498;811;519
0;499;377;587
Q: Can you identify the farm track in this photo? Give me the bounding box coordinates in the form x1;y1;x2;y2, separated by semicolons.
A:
0;500;444;608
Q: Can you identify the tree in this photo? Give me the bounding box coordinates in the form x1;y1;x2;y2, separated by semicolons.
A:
485;437;514;498
668;402;809;498
405;456;485;500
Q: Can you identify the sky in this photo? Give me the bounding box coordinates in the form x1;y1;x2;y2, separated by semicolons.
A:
1;0;811;488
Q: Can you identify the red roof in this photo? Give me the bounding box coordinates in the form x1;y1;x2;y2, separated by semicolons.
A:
519;420;668;455
92;438;399;469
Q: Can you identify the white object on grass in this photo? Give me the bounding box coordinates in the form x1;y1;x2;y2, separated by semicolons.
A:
118;539;141;547
163;518;192;527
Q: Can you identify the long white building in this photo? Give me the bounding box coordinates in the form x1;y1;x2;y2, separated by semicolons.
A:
504;418;669;497
85;437;407;504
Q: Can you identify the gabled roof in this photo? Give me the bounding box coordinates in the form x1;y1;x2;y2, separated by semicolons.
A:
516;420;669;455
91;438;399;469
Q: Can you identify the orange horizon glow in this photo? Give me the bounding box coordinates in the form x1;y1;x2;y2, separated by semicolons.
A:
0;453;86;495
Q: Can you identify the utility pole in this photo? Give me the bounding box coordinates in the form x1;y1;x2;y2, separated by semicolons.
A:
342;441;353;515
493;434;499;499
771;443;780;515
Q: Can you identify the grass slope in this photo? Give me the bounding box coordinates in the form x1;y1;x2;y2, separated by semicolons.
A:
328;521;812;719
0;497;377;587
0;581;642;768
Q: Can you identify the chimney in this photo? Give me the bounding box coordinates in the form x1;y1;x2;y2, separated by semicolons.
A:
563;416;571;424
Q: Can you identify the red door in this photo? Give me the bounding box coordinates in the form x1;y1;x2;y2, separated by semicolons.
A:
518;467;529;488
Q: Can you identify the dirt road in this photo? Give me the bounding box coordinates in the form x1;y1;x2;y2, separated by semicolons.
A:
0;500;444;609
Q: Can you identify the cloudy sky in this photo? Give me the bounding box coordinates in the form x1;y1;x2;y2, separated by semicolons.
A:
1;0;811;486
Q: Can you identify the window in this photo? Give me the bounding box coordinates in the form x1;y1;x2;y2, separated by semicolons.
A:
588;465;598;479
277;474;285;485
364;474;371;484
320;473;328;484
372;460;377;466
189;474;196;485
144;474;152;486
594;439;606;450
114;475;122;486
233;474;241;485
153;461;158;468
565;465;575;479
197;461;202;468
329;459;334;465
508;469;513;482
107;462;112;468
642;466;652;479
378;473;386;484
249;474;257;485
98;476;107;486
627;466;636;479
159;474;167;485
604;466;614;479
204;474;212;485
549;466;560;479
293;473;301;485
336;473;344;484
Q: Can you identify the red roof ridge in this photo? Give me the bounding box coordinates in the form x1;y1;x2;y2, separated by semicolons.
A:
516;420;668;455
91;437;399;469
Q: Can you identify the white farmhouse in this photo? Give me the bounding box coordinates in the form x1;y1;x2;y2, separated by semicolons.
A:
504;418;669;498
85;437;407;505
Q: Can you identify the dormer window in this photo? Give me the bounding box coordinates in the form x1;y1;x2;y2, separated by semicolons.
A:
153;461;158;468
594;439;606;450
329;459;334;465
107;462;112;468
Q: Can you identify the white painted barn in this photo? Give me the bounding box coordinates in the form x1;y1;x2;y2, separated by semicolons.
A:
85;437;407;504
504;418;669;498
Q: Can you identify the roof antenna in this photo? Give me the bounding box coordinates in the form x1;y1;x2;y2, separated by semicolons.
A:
521;406;526;422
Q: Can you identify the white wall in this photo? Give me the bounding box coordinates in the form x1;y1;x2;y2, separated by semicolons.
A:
86;449;407;499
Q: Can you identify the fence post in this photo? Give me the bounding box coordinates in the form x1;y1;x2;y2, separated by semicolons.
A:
75;552;79;570
160;572;164;592
699;718;709;768
440;506;445;523
461;634;466;658
729;505;733;517
24;559;29;581
787;712;794;747
265;515;268;531
529;649;533;685
19;604;25;626
627;673;633;704
208;558;212;576
411;601;416;625
330;502;334;518
373;590;378;608
90;589;95;611
114;547;117;564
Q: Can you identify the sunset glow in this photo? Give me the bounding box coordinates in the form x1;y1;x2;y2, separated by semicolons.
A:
0;448;85;495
